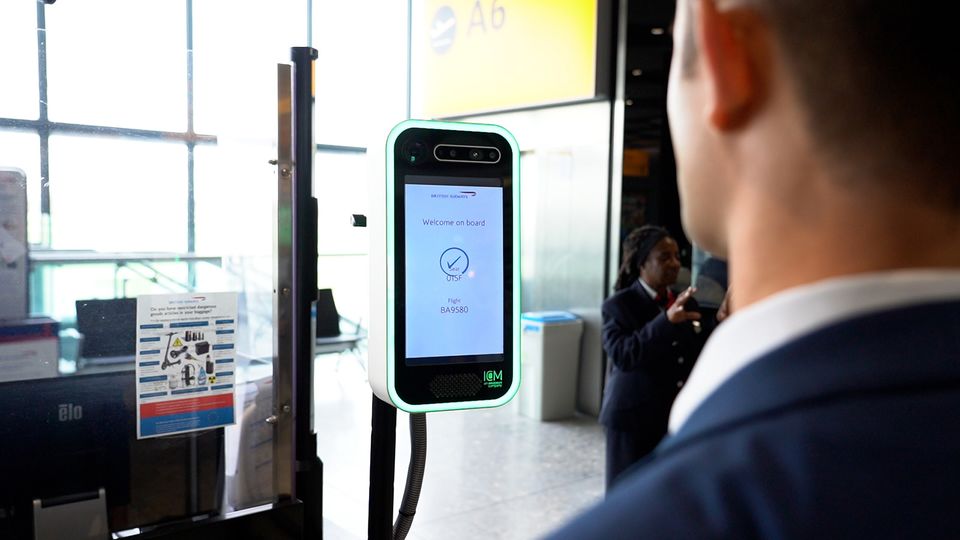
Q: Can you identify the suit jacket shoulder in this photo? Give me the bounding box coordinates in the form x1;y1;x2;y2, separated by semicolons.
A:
552;300;960;539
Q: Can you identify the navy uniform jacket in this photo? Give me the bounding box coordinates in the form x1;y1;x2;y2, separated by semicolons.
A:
600;281;705;434
550;300;960;539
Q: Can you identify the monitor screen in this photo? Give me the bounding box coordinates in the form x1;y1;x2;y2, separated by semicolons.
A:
75;298;137;358
403;175;504;366
0;370;223;537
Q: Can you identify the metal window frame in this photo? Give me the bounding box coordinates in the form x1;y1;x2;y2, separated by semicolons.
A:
0;1;426;537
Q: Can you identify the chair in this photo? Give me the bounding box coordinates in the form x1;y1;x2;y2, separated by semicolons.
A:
314;289;365;358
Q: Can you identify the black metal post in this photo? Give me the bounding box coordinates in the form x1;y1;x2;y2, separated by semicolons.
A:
291;46;322;540
368;395;398;540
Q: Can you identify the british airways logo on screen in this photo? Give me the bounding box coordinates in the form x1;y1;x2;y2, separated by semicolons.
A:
169;296;206;305
430;191;476;199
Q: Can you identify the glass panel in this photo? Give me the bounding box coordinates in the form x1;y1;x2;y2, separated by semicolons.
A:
48;134;187;252
313;0;408;147
194;142;277;362
45;1;187;131
0;131;41;245
0;2;39;120
33;262;189;322
193;0;307;139
2;1;312;534
315;150;370;327
317;254;368;331
194;143;274;256
691;245;728;308
316;151;369;255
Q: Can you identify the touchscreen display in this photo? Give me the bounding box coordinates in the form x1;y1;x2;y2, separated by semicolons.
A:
403;175;504;365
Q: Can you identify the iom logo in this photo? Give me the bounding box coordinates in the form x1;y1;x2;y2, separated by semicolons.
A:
482;370;503;389
58;403;83;422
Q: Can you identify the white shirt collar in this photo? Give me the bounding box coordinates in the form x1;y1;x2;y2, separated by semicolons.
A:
668;269;960;434
638;278;658;300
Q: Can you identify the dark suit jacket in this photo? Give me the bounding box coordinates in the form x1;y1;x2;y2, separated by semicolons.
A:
550;299;960;539
600;281;705;433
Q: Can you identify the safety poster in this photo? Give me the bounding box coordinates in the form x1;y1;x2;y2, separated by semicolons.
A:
135;292;239;439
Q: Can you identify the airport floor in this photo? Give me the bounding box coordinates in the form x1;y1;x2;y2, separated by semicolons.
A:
314;353;605;540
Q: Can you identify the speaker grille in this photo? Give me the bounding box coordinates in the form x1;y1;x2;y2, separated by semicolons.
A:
429;373;483;399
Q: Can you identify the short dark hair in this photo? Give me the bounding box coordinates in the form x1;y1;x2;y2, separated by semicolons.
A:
680;1;960;209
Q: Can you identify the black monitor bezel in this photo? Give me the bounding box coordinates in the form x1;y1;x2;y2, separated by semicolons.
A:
392;127;514;405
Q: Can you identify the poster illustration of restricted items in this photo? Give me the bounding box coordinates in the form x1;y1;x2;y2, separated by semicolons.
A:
135;292;239;439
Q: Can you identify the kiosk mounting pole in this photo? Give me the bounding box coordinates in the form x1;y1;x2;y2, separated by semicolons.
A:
368;396;398;540
290;46;322;540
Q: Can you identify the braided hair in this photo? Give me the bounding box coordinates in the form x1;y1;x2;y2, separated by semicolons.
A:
613;225;671;291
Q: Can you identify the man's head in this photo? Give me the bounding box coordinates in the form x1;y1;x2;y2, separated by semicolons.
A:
669;0;960;257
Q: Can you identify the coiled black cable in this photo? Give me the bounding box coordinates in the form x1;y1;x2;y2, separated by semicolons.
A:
393;413;427;540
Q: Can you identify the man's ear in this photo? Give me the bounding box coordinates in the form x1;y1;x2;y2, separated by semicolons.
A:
696;0;768;130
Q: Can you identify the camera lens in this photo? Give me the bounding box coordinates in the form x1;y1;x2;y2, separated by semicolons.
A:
488;150;499;161
469;149;482;160
405;141;425;164
448;148;458;158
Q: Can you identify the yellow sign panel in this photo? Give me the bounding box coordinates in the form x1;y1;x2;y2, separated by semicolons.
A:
414;0;598;118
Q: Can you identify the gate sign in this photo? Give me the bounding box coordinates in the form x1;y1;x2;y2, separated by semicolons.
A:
413;0;599;118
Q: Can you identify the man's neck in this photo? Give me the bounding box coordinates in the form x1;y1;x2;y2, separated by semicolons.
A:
727;186;960;311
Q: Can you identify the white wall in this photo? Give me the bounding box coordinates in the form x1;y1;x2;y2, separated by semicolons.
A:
466;100;612;415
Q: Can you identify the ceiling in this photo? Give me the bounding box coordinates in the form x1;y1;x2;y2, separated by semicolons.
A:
623;0;675;149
